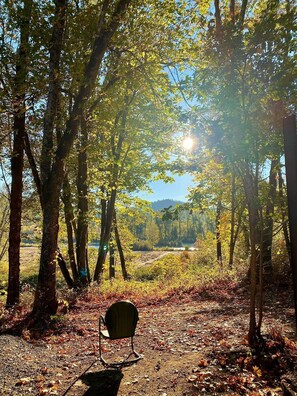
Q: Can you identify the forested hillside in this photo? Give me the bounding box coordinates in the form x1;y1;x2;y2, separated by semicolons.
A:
151;199;184;211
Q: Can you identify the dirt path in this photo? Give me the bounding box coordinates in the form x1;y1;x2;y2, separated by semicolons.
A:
0;285;296;396
134;251;179;268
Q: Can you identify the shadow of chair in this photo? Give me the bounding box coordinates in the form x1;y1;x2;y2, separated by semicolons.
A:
81;369;123;396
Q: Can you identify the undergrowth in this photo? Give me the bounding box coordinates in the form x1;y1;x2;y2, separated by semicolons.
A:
98;252;240;306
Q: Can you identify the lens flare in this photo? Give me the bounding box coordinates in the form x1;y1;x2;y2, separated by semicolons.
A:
182;137;194;151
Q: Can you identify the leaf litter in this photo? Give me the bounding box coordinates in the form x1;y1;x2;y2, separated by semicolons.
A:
0;282;296;395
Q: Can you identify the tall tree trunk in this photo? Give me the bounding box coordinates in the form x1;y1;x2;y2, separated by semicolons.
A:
33;177;61;315
243;169;261;345
32;0;67;317
262;158;278;275
229;0;235;24
100;187;107;247
32;0;132;317
278;168;291;257
283;114;297;331
94;189;117;281
216;200;223;267
214;0;222;41
257;209;264;336
62;173;79;283
238;0;248;27
109;237;115;279
229;170;236;268
114;211;128;280
76;114;89;286
245;175;258;345
93;93;131;281
0;205;9;262
6;0;33;308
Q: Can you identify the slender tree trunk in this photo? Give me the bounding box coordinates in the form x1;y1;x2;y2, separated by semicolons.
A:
216;200;223;267
94;189;117;281
100;187;107;246
242;222;250;257
62;174;79;283
229;171;236;268
0;204;9;262
93;93;131;281
243;169;262;345
245;184;257;344
232;206;244;262
6;0;33;308
239;0;248;27
109;238;115;279
57;250;74;289
257;209;264;336
76;114;89;286
283;114;297;331
24;130;42;207
262;158;278;275
229;0;235;24
114;212;128;280
214;0;222;41
278;168;291;256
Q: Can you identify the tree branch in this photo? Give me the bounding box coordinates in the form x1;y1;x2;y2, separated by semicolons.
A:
214;0;223;40
239;0;248;27
24;130;42;208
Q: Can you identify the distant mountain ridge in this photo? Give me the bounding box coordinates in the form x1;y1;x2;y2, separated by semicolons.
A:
151;199;184;211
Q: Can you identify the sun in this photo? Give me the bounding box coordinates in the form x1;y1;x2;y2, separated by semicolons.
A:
182;136;194;151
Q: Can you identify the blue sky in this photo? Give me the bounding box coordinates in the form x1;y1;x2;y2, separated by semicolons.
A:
137;173;194;202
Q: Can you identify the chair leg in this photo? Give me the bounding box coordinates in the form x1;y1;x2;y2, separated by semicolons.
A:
130;336;141;361
99;320;108;366
99;336;142;368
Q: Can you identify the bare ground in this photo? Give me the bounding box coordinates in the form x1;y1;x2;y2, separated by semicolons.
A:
1;281;297;396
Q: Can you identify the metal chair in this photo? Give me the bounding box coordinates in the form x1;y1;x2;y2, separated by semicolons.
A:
99;300;142;368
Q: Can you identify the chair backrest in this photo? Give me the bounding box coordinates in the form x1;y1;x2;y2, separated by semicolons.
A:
105;300;139;340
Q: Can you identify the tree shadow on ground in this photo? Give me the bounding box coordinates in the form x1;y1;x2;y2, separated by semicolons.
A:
80;369;123;396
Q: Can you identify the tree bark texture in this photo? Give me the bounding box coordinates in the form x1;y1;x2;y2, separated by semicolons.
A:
62;173;79;283
262;159;278;275
33;0;132;316
109;240;115;279
32;0;67;317
40;0;67;185
93;95;130;281
243;170;261;345
216;201;223;267
283;114;297;331
114;212;128;280
229;171;236;268
278;168;291;257
7;0;33;307
57;250;74;289
76;114;89;286
94;189;117;281
33;177;61;315
0;205;9;262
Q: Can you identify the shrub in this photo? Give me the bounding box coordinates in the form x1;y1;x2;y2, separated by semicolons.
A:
134;254;182;282
132;240;153;251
